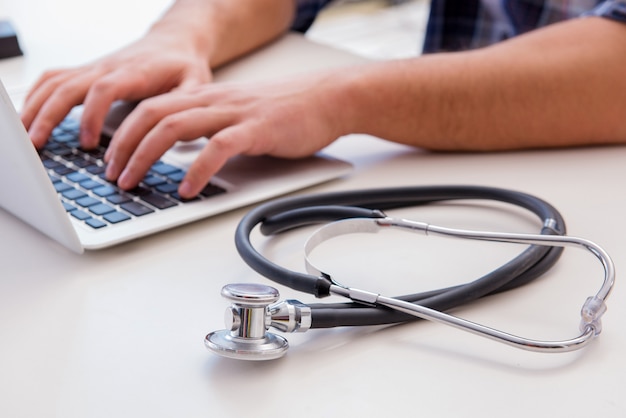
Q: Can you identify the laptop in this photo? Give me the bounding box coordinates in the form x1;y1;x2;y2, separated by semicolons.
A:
0;34;364;253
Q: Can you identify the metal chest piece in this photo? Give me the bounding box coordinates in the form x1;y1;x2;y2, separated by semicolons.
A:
205;283;290;361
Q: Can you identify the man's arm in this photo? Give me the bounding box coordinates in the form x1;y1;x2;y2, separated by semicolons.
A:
101;10;626;198
338;16;626;150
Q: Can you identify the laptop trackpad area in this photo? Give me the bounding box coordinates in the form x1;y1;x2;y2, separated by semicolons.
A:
163;137;352;192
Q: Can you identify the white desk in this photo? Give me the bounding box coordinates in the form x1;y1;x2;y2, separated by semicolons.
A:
1;1;625;417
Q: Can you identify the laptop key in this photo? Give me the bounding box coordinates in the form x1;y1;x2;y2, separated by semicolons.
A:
103;211;131;224
53;166;75;176
62;189;87;200
65;140;80;149
43;142;63;152
140;192;177;210
63;153;82;162
93;185;117;197
167;171;185;182
107;193;132;205
89;203;116;216
79;179;102;190
53;132;76;143
120;201;154;216
170;192;199;202
151;162;180;176
76;196;101;207
73;158;93;169
81;148;105;160
86;164;106;175
43;159;62;169
62;201;76;211
51;147;74;157
142;175;166;187
54;182;73;193
128;186;152;197
200;183;226;197
85;218;107;229
66;172;90;183
70;209;91;220
155;182;179;194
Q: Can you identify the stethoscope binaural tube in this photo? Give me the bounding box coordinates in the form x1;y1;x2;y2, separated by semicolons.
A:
303;216;613;352
234;185;568;327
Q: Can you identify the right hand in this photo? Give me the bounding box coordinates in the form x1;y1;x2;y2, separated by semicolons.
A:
103;69;354;199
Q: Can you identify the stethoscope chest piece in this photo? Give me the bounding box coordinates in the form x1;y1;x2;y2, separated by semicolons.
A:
205;283;289;361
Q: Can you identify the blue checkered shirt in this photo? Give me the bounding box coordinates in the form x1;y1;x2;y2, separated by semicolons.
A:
291;0;619;53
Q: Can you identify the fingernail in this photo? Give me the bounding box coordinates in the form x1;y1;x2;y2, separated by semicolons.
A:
28;128;43;147
179;180;193;197
117;170;130;188
105;160;118;180
81;129;96;149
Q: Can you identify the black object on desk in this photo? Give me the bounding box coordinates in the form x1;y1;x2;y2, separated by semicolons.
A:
0;20;24;59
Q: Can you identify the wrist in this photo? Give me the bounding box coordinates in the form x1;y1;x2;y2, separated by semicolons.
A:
147;0;221;65
150;0;295;69
327;62;392;137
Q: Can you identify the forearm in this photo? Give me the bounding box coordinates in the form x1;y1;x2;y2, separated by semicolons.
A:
149;0;296;69
337;16;626;151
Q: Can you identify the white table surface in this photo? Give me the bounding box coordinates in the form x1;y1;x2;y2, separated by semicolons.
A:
1;1;625;417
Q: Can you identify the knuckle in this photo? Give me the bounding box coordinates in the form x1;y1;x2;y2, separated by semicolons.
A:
40;69;59;80
157;113;186;135
209;133;238;154
89;77;116;95
53;81;78;97
134;100;162;121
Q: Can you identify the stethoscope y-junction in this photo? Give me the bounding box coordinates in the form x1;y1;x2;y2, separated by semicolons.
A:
205;185;614;360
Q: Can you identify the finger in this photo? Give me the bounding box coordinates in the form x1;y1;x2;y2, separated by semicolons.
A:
80;69;157;149
82;65;210;151
105;91;223;180
104;95;182;182
115;107;237;191
179;125;254;198
21;69;78;131
26;72;96;148
23;68;69;104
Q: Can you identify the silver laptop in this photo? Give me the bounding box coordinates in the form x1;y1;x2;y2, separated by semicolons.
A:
0;34;363;253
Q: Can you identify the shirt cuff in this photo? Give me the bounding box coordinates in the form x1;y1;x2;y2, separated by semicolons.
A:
290;0;334;32
583;1;626;24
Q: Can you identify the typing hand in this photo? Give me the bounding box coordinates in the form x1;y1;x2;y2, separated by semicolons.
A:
21;28;212;151
104;72;347;199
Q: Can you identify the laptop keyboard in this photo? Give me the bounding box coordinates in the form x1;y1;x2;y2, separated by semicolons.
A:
38;117;226;229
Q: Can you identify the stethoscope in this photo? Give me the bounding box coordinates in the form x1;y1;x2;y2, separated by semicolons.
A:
205;185;614;361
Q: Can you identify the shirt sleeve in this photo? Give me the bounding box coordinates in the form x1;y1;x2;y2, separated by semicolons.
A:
584;1;626;23
290;0;336;32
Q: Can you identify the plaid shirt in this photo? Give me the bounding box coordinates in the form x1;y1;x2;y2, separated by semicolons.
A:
292;0;615;53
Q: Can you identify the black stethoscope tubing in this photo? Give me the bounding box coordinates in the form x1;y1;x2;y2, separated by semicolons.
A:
234;185;566;329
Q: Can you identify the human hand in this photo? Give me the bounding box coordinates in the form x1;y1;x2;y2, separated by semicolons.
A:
104;71;350;198
21;27;212;150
